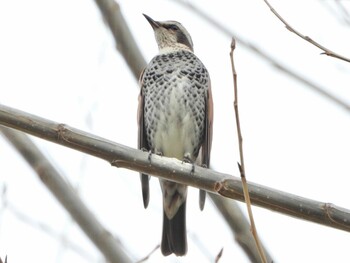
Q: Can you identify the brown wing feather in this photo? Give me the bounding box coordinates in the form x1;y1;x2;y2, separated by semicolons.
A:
138;68;150;208
199;81;214;210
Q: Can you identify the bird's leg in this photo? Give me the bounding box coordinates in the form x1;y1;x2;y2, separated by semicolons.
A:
148;150;153;163
182;154;195;175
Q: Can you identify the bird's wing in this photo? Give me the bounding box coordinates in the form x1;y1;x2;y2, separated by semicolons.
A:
199;80;214;210
138;68;150;208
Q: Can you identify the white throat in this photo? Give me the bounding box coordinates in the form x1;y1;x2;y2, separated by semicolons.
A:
158;44;193;54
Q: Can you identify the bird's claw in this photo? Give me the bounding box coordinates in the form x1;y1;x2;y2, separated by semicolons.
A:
141;147;148;152
182;156;195;175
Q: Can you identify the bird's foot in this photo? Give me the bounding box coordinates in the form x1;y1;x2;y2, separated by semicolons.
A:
182;155;195;175
147;151;152;163
155;151;163;156
141;147;148;152
140;148;154;164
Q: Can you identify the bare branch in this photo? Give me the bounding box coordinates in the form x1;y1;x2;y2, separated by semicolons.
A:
262;0;350;63
230;39;267;263
171;0;350;112
0;126;133;263
94;0;147;79
1;104;350;233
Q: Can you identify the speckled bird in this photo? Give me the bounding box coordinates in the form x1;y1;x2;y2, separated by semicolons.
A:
138;14;213;256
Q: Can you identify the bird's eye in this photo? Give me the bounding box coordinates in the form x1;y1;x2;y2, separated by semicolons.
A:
166;25;179;31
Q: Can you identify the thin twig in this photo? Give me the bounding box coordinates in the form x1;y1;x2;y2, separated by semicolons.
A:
262;0;350;63
1;104;350;233
214;248;224;263
230;39;267;263
171;0;350;112
135;245;160;263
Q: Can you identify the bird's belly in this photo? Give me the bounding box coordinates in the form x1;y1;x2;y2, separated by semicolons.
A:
155;115;195;159
153;89;196;160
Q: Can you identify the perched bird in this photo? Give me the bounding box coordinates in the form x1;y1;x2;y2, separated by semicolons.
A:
138;14;213;256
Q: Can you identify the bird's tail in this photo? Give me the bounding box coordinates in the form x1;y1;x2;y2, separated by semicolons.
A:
161;201;187;256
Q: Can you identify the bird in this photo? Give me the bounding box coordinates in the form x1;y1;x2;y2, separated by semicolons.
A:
138;14;213;256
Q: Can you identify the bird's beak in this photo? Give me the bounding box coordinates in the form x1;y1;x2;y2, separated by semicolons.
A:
143;14;160;29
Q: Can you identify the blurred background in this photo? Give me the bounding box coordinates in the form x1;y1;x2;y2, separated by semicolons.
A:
1;0;350;262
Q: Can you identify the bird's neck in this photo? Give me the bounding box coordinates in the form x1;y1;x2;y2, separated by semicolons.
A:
158;44;193;54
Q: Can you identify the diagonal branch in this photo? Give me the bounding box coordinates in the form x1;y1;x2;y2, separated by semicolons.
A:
262;0;350;63
230;39;267;263
94;0;147;79
0;126;133;263
1;103;350;233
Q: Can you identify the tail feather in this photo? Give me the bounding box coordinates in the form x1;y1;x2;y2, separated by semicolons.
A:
140;173;150;208
161;201;187;256
199;189;206;210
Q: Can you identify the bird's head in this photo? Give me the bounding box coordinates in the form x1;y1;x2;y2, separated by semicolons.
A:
143;14;194;53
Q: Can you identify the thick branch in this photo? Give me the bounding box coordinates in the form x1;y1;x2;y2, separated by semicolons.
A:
1;126;132;263
1;103;350;233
